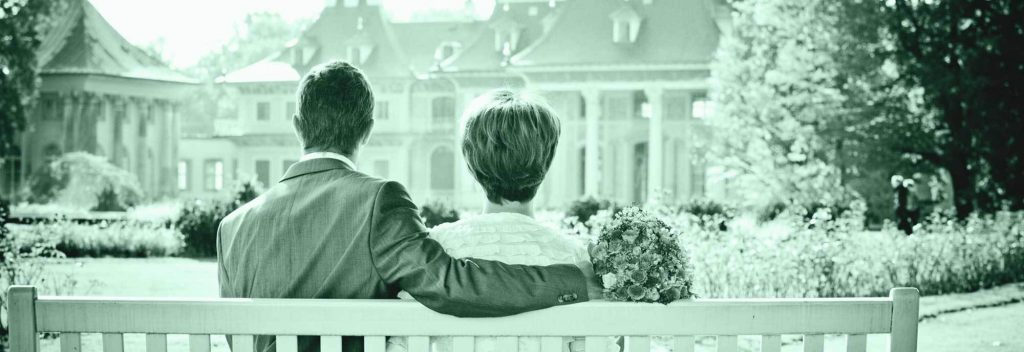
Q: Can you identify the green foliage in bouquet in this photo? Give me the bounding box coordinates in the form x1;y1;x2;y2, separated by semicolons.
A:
591;207;694;303
420;201;459;228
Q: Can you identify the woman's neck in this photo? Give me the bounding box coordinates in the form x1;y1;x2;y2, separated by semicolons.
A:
484;200;534;217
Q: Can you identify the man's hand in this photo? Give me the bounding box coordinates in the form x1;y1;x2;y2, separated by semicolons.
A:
575;259;603;300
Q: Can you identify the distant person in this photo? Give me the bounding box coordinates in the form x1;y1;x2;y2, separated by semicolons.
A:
891;175;919;235
386;90;617;352
217;62;601;352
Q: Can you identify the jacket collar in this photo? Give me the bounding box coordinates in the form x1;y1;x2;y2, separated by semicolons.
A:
280;158;354;182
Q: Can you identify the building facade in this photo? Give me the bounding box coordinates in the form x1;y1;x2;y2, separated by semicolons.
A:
180;0;732;209
0;0;194;200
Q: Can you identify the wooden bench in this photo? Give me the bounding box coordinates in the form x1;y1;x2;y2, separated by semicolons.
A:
7;286;919;352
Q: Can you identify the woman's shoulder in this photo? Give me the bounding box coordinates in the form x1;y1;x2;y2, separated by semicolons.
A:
429;213;587;264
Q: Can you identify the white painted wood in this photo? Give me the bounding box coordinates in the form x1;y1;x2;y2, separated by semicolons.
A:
189;334;211;352
276;335;298;352
320;336;343;352
60;333;82;352
365;336;387;352
627;336;650;352
102;333;124;352
453;336;475;352
540;336;562;352
409;336;430;352
803;334;824;352
761;335;781;352
145;333;167;352
8;286;39;352
585;337;605;352
846;334;867;352
890;288;920;352
231;335;255;352
674;336;695;352
717;335;738;352
497;336;519;352
32;296;894;336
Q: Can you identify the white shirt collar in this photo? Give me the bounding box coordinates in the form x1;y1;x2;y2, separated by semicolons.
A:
300;151;356;171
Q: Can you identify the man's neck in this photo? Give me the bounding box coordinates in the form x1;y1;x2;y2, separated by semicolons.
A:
304;146;356;163
484;200;534;217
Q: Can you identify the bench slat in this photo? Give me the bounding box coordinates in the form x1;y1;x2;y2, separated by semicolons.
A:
718;335;738;352
276;335;298;352
59;333;81;352
453;336;474;352
102;333;123;352
189;334;211;352
626;336;649;352
761;335;781;352
366;336;387;352
803;334;824;352
409;336;430;352
231;335;254;352
33;297;894;336
674;335;694;352
585;336;605;352
540;336;561;352
846;334;867;352
497;336;518;352
145;333;167;352
320;336;342;352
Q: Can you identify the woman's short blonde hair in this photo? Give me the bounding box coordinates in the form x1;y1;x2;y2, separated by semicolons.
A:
460;89;561;204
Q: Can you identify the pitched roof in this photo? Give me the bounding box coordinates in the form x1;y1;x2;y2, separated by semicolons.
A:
37;0;195;83
443;1;562;73
510;0;722;68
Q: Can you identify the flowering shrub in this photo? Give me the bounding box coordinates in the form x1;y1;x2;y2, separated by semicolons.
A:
9;220;183;258
22;152;143;210
590;207;695;303
420;201;459;228
175;181;262;257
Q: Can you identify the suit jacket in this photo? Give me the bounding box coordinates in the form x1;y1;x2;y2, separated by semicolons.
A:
217;158;588;352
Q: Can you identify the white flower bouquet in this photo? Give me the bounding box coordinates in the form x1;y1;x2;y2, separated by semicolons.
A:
591;206;695;303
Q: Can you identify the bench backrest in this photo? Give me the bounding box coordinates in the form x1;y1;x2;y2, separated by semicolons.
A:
6;286;919;352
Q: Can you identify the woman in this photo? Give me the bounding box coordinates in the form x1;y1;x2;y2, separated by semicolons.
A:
387;90;612;352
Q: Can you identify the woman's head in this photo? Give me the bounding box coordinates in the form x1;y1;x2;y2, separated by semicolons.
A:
460;89;561;205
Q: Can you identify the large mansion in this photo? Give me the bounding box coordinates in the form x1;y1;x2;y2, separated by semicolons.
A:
180;0;732;209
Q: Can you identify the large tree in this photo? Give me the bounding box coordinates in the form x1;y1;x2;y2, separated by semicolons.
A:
0;0;65;157
883;0;1024;217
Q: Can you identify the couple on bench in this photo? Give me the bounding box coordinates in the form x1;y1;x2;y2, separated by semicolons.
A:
217;61;608;352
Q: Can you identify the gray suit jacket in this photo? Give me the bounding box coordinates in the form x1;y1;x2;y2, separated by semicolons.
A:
217;158;588;352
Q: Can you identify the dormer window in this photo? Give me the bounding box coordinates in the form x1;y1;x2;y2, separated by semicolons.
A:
292;45;317;66
348;46;371;64
491;17;523;55
434;42;462;65
610;5;642;43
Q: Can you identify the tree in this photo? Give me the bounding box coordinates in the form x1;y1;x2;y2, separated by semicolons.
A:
0;0;66;157
882;0;1024;217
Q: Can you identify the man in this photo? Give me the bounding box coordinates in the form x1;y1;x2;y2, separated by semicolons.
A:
218;61;599;352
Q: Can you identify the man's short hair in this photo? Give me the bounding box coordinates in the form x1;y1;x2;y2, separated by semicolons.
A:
293;61;374;154
460;89;561;204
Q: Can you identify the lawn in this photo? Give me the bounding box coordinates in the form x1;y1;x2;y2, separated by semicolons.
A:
32;258;1024;352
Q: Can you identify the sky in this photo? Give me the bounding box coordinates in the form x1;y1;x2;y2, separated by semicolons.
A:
88;0;495;69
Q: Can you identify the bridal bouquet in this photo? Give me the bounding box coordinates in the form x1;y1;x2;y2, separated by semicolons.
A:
590;206;694;303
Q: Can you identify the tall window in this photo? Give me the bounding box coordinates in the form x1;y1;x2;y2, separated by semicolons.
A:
692;95;712;119
431;97;455;124
430;147;455;190
257;102;271;121
375;101;389;120
204;159;224;191
177;161;189;191
286;101;296;120
255;160;271;187
373;160;390;178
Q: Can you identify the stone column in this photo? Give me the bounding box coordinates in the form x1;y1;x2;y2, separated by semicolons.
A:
582;89;601;197
645;87;664;203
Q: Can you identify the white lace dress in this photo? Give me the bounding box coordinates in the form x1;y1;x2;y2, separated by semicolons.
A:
386;212;606;352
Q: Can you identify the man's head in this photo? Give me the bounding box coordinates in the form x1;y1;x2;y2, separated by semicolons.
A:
460;89;561;204
293;61;375;155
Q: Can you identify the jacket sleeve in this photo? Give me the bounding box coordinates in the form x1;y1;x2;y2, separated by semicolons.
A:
368;181;589;317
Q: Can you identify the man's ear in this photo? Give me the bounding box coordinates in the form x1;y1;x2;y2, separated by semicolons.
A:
360;119;375;145
291;114;303;144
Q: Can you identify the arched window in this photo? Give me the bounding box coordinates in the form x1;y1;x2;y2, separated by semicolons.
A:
430;147;455;191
